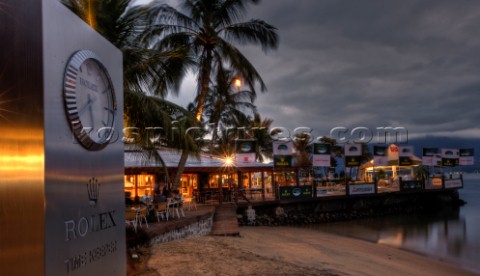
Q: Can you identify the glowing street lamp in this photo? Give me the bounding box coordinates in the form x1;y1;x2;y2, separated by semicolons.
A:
234;78;241;89
224;156;233;166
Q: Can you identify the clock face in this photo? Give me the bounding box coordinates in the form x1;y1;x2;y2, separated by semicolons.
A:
64;50;117;151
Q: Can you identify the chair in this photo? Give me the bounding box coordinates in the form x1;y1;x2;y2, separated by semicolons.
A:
177;199;186;217
167;198;184;219
183;196;197;211
137;206;149;228
125;209;138;232
155;201;169;221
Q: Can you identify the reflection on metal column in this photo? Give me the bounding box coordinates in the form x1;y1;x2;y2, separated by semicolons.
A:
0;1;45;275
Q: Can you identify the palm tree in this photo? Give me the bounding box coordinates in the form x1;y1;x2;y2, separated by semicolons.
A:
204;68;256;151
147;0;279;121
62;0;198;190
293;133;312;168
249;113;274;163
125;91;199;185
62;0;190;96
147;0;278;188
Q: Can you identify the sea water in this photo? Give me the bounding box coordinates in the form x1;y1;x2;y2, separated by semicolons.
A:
306;173;480;273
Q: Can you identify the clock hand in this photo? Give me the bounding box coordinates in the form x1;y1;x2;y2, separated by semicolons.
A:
77;93;97;116
87;94;95;129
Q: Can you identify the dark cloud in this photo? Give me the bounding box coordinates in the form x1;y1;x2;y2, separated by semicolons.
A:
237;0;480;139
161;0;480;140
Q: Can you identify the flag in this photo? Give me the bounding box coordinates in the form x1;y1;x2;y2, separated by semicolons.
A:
312;143;331;167
344;144;361;167
459;148;474;166
398;145;414;166
441;148;459;167
422;148;439;166
373;145;388;166
272;141;294;155
235;140;256;166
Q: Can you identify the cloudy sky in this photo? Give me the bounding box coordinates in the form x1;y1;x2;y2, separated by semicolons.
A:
139;0;480;142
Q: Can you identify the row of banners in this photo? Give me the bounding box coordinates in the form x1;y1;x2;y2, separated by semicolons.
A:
238;140;475;168
372;144;475;167
319;143;474;168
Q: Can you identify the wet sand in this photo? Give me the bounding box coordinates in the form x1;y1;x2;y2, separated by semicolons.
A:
136;226;476;276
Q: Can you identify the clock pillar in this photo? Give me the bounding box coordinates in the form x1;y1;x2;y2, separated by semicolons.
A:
0;1;125;275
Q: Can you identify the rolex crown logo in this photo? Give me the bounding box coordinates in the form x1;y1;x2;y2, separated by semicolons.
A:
87;177;100;207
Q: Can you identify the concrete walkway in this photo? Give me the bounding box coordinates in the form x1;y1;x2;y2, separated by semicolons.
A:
210;203;240;236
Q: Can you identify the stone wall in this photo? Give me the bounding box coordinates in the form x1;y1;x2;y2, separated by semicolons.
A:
237;190;464;226
149;214;214;245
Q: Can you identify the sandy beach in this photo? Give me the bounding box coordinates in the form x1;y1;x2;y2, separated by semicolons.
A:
132;226;476;276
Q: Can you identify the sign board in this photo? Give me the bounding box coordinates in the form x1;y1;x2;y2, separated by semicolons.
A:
1;1;125;275
279;186;313;200
373;145;388;166
398;146;414;166
345;156;361;167
274;155;292;167
235;153;256;166
422;148;439;166
444;179;463;189
348;183;375;195
459;148;474;166
344;144;362;167
441;148;459;167
273;141;294;155
425;177;443;190
400;180;423;191
235;140;256;166
312;143;331;167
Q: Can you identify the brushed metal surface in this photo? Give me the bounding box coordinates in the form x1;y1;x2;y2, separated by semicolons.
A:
0;0;125;275
0;1;46;275
43;1;125;275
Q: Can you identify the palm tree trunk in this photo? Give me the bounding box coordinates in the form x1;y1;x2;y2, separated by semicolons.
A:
172;150;189;190
195;50;213;121
209;120;220;151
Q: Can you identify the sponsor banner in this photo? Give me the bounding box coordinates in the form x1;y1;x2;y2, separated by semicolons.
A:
398;146;414;157
442;158;459;167
388;144;399;161
236;139;256;154
313;143;331;155
279;186;313;200
272;141;294;155
442;148;459;158
235;153;256;166
441;148;459;167
316;187;328;195
444;179;463;189
345;156;361;167
459;148;474;166
398;146;414;165
348;183;375;195
425;177;443;190
312;143;331;167
274;155;292;167
312;155;331;167
400;180;423;191
344;144;362;156
373;145;388;166
422;148;439;166
399;156;413;166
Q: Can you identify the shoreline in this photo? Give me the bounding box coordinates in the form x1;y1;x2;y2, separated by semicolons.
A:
137;226;476;276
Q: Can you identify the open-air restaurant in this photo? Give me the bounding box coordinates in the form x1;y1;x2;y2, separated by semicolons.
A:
123;143;471;231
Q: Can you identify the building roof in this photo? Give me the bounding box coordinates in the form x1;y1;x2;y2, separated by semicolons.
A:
124;147;272;173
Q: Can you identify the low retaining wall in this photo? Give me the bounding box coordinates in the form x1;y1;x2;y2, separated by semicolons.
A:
149;213;214;245
237;190;464;226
